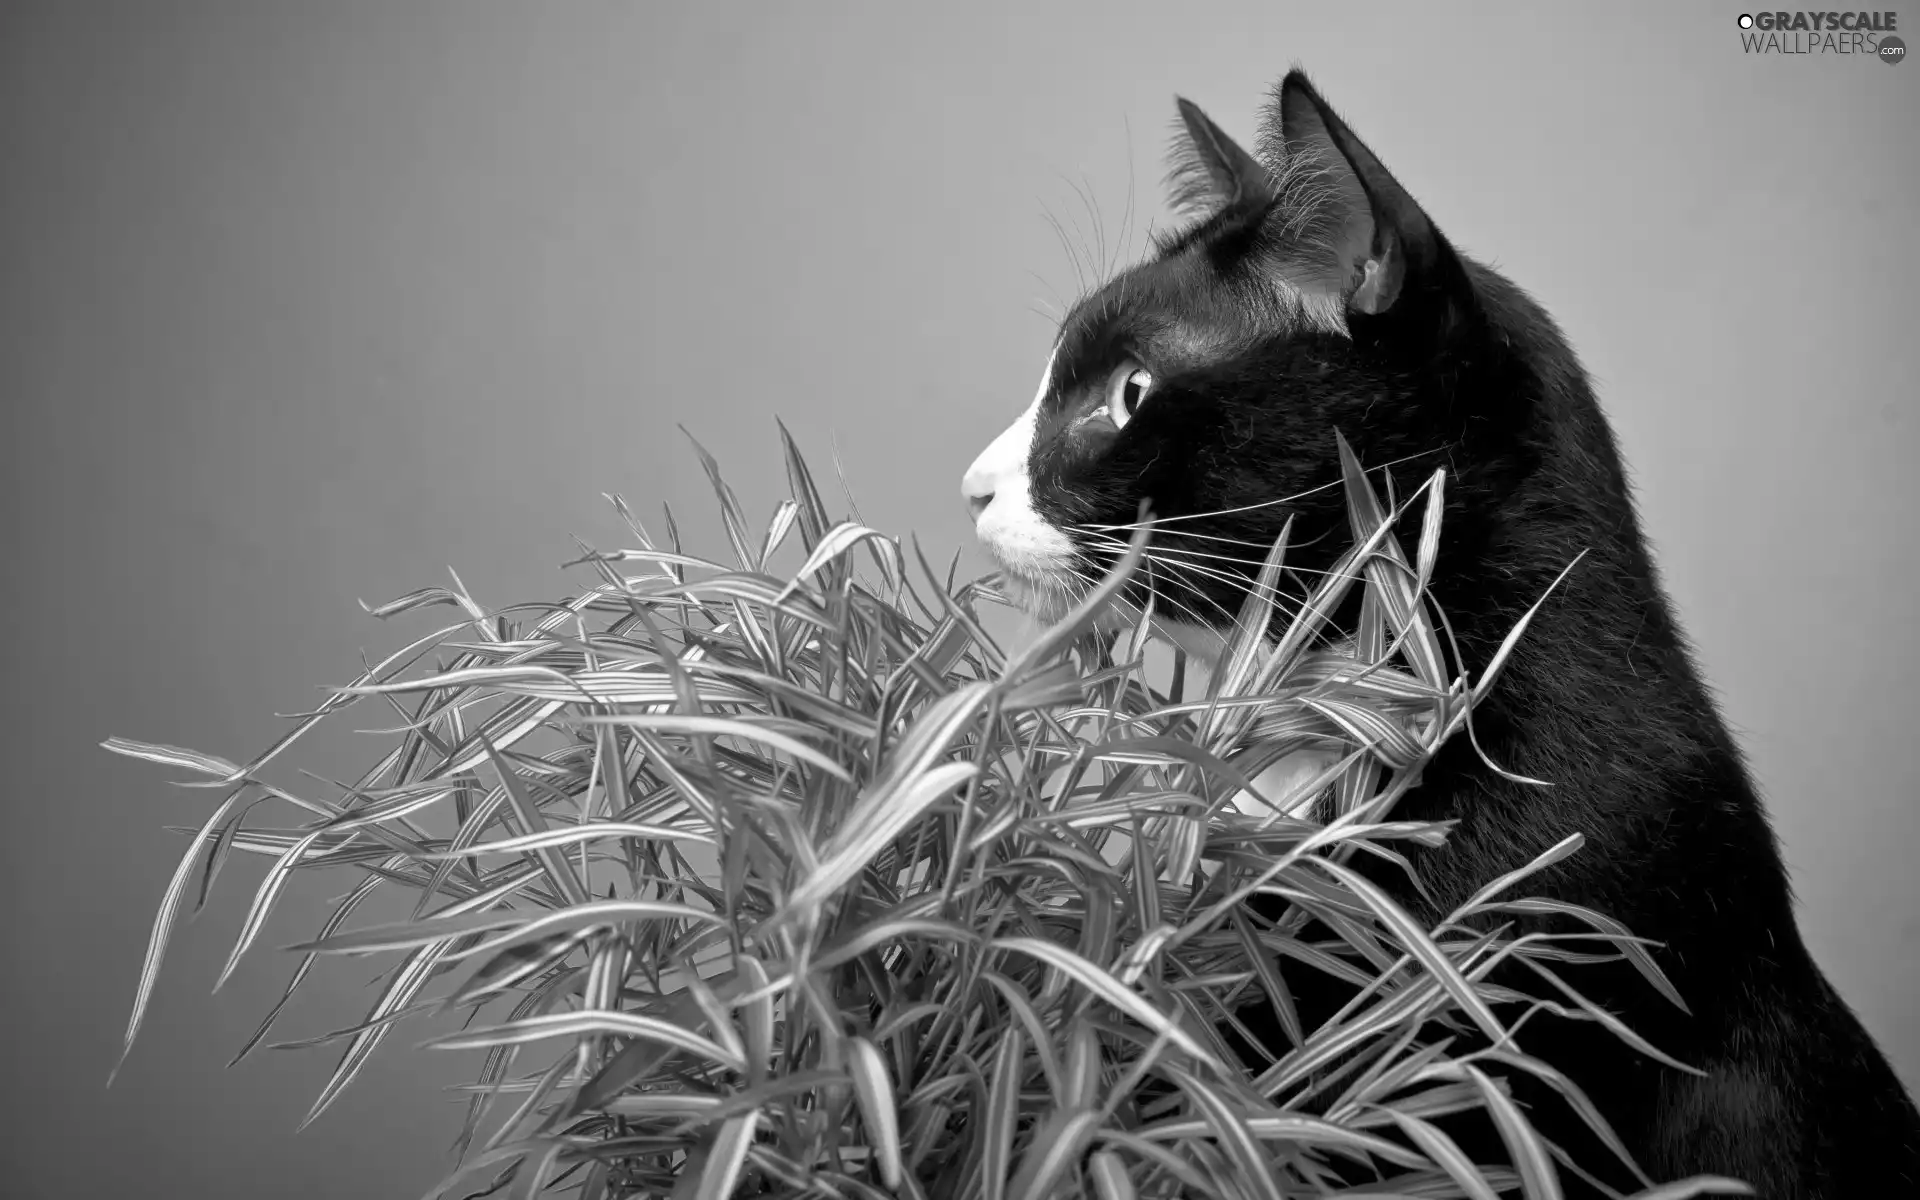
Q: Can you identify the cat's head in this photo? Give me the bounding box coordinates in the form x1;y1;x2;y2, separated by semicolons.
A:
961;71;1500;658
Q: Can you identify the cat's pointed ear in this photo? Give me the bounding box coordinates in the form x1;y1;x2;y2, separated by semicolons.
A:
1263;70;1454;318
1165;97;1275;218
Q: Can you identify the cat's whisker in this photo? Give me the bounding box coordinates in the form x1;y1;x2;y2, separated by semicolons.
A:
1115;117;1139;282
1143;555;1302;613
1080;539;1301;631
1050;560;1203;639
1119;562;1225;635
1117;540;1352;580
1081;447;1451;533
1077;531;1356;582
1107;542;1360;647
1077;533;1318;601
1025;271;1068;329
1084;522;1340;558
1075;533;1236;606
1141;558;1247;628
1040;205;1089;297
1068;174;1112;290
1074;524;1287;552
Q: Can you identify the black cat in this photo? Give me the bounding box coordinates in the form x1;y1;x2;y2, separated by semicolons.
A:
959;69;1920;1198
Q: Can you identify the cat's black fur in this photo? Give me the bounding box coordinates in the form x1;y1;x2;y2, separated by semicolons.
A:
1017;70;1920;1197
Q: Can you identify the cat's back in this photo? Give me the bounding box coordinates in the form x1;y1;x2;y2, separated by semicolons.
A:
1437;253;1920;1200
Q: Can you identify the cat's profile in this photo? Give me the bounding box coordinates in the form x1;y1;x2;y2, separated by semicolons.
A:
960;68;1920;1197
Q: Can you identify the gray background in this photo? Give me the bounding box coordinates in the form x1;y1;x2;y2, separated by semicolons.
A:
3;3;1915;1196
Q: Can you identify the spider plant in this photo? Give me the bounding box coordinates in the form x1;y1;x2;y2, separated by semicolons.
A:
107;425;1748;1200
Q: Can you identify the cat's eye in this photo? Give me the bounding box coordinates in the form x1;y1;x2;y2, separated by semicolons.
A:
1104;363;1153;430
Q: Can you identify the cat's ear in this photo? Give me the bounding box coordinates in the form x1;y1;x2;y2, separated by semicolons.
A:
1165;97;1275;218
1262;70;1454;318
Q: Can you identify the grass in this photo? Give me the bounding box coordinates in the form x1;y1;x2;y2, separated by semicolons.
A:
108;425;1750;1200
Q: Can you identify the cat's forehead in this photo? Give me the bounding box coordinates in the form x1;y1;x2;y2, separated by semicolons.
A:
1050;236;1333;394
1052;251;1252;384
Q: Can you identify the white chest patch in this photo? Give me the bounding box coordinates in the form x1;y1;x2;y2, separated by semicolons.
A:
1086;628;1359;877
1163;624;1354;824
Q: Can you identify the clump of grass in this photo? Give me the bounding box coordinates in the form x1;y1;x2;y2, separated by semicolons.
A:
108;426;1748;1200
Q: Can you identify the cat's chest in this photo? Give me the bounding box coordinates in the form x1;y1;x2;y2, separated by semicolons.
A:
1102;615;1364;863
1160;616;1361;812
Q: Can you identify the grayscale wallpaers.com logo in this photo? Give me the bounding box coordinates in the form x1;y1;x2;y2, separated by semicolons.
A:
1736;11;1905;60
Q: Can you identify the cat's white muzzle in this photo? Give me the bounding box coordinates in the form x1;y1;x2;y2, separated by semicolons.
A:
961;352;1077;610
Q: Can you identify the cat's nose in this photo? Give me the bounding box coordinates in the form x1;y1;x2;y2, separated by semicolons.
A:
961;463;997;523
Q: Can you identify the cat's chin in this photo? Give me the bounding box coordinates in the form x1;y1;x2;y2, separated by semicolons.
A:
984;561;1077;624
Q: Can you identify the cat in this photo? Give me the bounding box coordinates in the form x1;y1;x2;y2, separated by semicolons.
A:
959;68;1920;1198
